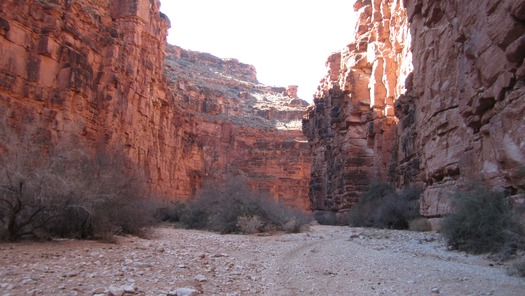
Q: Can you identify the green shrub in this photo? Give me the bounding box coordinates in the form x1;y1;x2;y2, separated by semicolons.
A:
442;184;525;254
177;176;312;234
347;181;422;230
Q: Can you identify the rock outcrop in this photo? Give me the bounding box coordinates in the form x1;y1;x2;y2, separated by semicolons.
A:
0;0;174;194
164;45;311;208
0;0;310;208
303;0;412;214
401;0;525;221
304;0;525;220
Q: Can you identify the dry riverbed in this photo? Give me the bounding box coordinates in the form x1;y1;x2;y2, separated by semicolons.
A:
0;225;523;295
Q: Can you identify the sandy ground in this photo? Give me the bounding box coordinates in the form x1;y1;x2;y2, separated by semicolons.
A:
0;225;523;295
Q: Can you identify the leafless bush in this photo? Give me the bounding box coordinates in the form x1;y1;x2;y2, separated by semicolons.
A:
0;134;158;242
236;215;264;234
508;259;525;277
175;176;312;234
159;201;190;223
408;218;432;232
347;181;422;230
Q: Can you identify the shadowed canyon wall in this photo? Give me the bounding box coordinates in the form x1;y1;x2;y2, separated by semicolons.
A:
402;0;525;221
0;0;310;209
304;0;525;220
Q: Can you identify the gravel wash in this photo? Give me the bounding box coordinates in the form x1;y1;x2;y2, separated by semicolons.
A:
0;225;523;295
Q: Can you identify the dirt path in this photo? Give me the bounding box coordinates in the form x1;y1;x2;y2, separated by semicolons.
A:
0;226;523;295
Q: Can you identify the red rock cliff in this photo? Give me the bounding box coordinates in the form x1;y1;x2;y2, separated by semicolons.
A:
0;0;310;208
304;0;525;220
164;45;311;209
401;0;525;223
0;0;176;194
303;0;411;214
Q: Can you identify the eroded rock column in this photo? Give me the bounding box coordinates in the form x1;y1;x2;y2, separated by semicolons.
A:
303;0;411;215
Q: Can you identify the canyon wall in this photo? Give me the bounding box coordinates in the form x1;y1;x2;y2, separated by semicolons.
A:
164;45;311;209
0;0;310;208
303;0;412;214
402;0;525;221
0;0;177;195
304;0;525;220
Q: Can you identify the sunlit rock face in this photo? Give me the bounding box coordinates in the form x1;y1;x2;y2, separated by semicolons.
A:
304;0;525;219
0;0;176;195
165;45;311;209
303;0;411;214
0;0;310;208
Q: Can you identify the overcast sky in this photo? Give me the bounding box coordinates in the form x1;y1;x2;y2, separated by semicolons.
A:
160;1;357;101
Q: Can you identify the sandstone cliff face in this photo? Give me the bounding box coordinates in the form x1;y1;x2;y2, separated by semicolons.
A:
304;0;525;219
165;45;311;209
401;0;525;219
303;0;411;213
0;0;176;194
0;0;310;208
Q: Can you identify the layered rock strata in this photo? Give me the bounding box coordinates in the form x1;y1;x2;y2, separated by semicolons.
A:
303;0;411;213
165;45;311;209
0;0;310;208
402;0;525;220
304;0;525;220
0;0;173;194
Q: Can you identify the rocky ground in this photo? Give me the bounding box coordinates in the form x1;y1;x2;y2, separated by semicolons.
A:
0;225;523;296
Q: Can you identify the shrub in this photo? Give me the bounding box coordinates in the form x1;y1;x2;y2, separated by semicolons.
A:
409;218;432;232
347;181;422;230
314;211;338;226
0;136;158;242
508;260;525;277
177;176;312;234
160;201;190;223
442;184;525;254
236;215;264;234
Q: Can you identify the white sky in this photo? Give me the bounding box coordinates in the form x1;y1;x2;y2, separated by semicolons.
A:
160;1;357;101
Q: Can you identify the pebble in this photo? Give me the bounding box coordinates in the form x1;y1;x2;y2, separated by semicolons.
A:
133;262;152;268
194;275;207;282
108;285;125;296
213;253;229;258
92;287;105;294
168;287;198;296
122;283;137;293
0;283;15;290
64;272;78;278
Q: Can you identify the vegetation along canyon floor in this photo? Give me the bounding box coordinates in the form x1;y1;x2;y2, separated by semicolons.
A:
0;225;523;296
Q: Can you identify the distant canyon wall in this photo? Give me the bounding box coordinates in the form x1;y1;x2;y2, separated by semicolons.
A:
304;0;525;218
0;0;310;208
164;45;311;209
